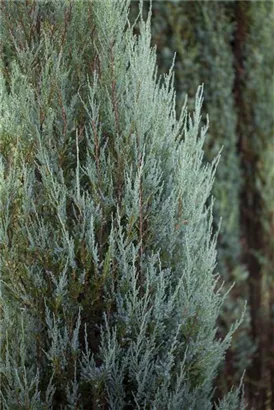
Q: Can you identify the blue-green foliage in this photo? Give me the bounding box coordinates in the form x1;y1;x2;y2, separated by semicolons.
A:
132;0;254;389
0;1;244;408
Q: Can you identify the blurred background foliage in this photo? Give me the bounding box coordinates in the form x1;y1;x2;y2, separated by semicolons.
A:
131;1;274;409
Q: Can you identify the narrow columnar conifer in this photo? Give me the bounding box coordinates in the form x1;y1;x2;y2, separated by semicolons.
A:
0;1;244;408
135;1;252;394
138;1;274;407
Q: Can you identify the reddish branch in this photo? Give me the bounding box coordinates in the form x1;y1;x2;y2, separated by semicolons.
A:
58;88;67;138
110;41;120;135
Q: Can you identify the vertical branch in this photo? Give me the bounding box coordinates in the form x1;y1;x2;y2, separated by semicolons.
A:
110;41;123;208
58;88;67;139
139;157;143;262
60;1;72;52
91;119;105;261
136;129;144;290
91;120;101;183
75;130;80;204
110;41;120;135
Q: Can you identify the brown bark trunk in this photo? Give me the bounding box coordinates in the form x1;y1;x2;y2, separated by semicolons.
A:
232;2;267;408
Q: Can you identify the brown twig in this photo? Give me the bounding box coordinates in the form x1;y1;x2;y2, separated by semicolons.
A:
58;87;67;138
110;41;120;135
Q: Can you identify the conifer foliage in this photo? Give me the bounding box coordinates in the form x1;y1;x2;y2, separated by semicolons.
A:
0;1;243;408
133;1;273;406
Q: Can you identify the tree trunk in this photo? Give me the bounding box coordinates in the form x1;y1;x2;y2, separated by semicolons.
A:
233;2;267;408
